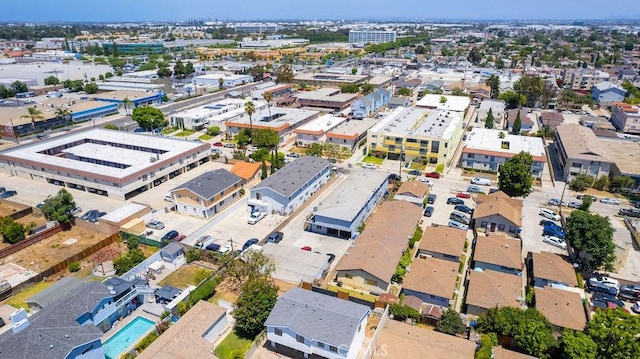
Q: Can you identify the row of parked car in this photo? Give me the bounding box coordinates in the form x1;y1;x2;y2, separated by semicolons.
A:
587;276;640;312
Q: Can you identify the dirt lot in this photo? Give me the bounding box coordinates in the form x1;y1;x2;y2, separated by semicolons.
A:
0;226;106;271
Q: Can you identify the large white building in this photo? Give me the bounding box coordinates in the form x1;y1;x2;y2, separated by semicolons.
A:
367;106;465;165
193;73;253;89
169;99;267;131
225;107;320;142
348;30;397;44
293;114;348;147
0;129;210;200
461;128;547;177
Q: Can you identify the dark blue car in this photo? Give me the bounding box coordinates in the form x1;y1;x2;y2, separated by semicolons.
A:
543;225;564;239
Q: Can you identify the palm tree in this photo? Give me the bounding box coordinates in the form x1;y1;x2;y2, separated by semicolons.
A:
120;97;133;115
485;75;500;99
21;106;45;135
244;101;256;144
55;107;72;128
263;91;273;120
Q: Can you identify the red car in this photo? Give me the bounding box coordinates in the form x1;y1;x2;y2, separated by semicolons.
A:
174;235;187;242
213;142;223;147
456;191;471;199
424;172;441;179
301;246;312;251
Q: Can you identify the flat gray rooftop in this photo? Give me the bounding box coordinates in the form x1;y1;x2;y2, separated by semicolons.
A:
314;168;387;222
228;106;319;129
328;118;377;137
371;107;463;139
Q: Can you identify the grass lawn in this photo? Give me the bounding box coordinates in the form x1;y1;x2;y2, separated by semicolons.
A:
409;162;424;170
5;281;52;311
362;156;384;165
161;127;179;135
158;265;211;289
199;133;213;140
214;331;253;359
175;129;196;137
208;290;238;306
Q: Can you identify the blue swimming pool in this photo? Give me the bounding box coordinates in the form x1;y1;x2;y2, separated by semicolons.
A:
102;316;155;359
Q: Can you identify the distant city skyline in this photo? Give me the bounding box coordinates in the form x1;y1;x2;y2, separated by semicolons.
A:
2;0;640;22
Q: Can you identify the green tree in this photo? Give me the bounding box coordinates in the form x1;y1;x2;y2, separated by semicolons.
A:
185;248;201;263
513;317;556;358
275;64;293;84
44;75;60;86
156;67;172;78
21;106;45;134
397;87;411;96
305;143;324;156
120;97;133;115
360;83;374;95
499;91;526;109
132;106;166;130
593;176;609;191
40;188;76;225
0;218;26;244
485;74;500;99
498;151;533;197
252;129;280;149
244;101;256;141
218;77;224;89
351;67;358;75
389;303;422;322
207;126;221;136
468;46;482;65
476;333;499;359
261;160;268;180
439;96;448;104
263;91;273;122
512;110;522;134
485;108;494;129
11;80;28;94
514;75;544;107
569;174;595;191
84;82;99;94
340;83;360;93
437;309;465;335
55;107;72;126
559;330;597;359
586;308;640;359
581;195;593;211
565;210;616;271
233;278;279;337
610;175;635;191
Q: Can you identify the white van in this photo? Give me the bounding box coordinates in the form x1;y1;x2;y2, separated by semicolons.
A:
164;193;173;202
471;177;491;186
539;208;561;221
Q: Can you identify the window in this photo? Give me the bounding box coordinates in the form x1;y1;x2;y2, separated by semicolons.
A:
296;335;305;343
318;342;325;348
274;328;282;336
498;224;506;231
330;346;338;352
509;226;517;233
365;279;377;286
480;221;488;228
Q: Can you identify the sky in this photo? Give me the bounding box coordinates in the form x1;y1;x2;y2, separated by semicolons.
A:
2;0;639;22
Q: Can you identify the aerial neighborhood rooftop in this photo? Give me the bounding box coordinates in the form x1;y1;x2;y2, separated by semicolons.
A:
0;12;639;359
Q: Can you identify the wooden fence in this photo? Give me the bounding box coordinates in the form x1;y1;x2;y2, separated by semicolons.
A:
9;232;121;294
0;225;62;260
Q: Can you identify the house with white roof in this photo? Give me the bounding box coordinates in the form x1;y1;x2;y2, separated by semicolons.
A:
293;114;348;147
461;128;546;176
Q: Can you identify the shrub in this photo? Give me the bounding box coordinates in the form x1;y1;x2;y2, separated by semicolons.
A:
187;276;218;306
185;248;201;263
134;330;159;352
458;254;466;274
389;303;421;322
68;262;81;272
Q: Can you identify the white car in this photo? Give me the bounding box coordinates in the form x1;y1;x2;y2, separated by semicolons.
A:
362;163;377;170
419;178;434;187
247;211;266;225
543;235;567;250
633;301;640;313
588;276;620;291
539;208;561;221
600;197;621;205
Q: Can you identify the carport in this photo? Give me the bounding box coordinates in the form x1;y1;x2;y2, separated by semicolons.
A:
262;243;329;284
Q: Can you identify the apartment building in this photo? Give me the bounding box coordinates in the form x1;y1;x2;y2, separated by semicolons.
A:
562;69;610;91
611;102;640;134
348;30;397;44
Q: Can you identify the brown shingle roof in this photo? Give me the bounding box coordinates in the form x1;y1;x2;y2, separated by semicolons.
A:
534;287;587;331
466;270;523;311
539;111;565;128
555;123;612;162
335;201;422;283
418;225;467;258
493;347;538;359
474;233;522;270
507;109;534;126
372;319;476;359
473;191;523;227
396;181;429;199
531;252;578;286
403;257;458;300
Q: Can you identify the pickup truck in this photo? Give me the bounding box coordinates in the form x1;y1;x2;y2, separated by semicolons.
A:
247;211;266;225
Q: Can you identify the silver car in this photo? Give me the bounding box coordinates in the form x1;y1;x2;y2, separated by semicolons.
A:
146;220;165;230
